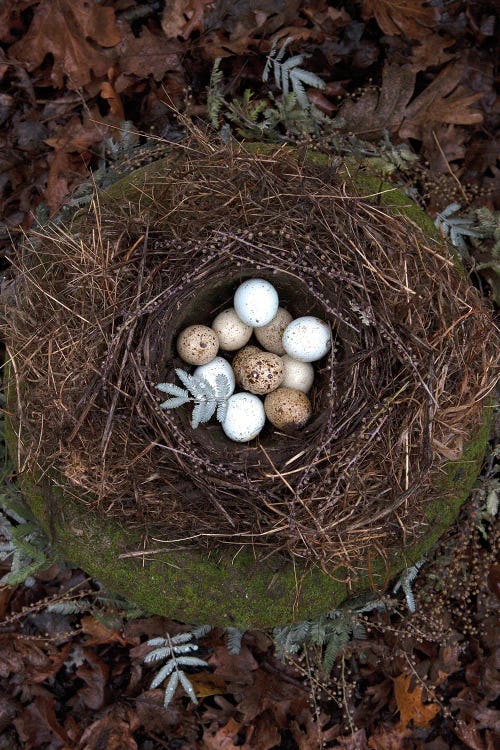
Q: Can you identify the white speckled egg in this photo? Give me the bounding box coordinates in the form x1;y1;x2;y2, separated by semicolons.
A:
254;307;293;355
281;355;315;393
222;392;266;442
177;325;219;365
238;351;284;395
264;387;312;430
233;279;279;328
211;308;253;351
194;357;235;396
282;316;331;362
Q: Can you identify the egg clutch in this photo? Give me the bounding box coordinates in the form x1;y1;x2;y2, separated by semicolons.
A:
174;279;331;443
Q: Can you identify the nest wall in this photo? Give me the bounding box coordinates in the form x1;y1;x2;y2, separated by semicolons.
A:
3;138;497;579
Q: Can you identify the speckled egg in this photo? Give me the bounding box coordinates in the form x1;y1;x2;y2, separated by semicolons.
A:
238;351;284;395
176;325;219;365
254;307;293;355
264;387;312;430
233;279;279;328
282;316;331;362
211;308;253;351
232;346;262;387
222;392;266;442
194;357;235;396
281;355;315;393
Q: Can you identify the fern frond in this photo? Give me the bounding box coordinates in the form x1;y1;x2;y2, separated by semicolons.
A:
144;646;173;663
156;383;188;398
150;660;177;688
226;627;244;655
163;672;179;706
47;600;91;615
160;396;190;410
207;58;226;130
175;655;209;669
263;36;326;111
178;670;198;704
216;400;229;424
215;373;232;398
191;624;212;639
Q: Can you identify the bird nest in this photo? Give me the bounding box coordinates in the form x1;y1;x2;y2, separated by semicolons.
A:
4;136;496;577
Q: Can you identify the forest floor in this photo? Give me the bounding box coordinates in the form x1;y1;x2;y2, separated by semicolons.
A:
0;1;499;748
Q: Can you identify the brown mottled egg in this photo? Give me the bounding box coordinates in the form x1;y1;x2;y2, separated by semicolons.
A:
239;351;284;395
232;346;262;387
176;325;219;365
264;387;312;429
254;307;293;355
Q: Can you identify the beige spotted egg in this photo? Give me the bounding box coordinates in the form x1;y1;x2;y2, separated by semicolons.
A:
264;387;312;429
254;307;293;355
238;351;284;395
176;325;219;365
212;308;253;351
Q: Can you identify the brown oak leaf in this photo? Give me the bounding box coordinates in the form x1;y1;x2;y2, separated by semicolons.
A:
362;0;438;40
9;0;121;88
400;62;484;140
393;672;440;729
77;706;139;750
116;23;183;82
161;0;213;40
338;63;416;139
409;34;457;72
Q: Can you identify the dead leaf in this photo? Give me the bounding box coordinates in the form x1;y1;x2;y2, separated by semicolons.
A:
430;644;462;686
339;63;416;139
453;721;488;750
209;645;259;686
400;62;484;140
409;34;457;72
72;648;109;711
44;149;73;214
9;0;121;88
14;694;71;748
77;706;139;750
116;23;183;82
362;0;438;40
289;710;342;750
393;672;440;729
188;670;227;698
203;717;244;750
241;711;281;750
0;693;18;733
161;0;212;40
100;82;124;119
0;0;33;44
80;615;128;646
367;722;412;749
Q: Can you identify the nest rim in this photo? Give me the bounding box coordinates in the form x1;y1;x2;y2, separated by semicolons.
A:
3;135;497;625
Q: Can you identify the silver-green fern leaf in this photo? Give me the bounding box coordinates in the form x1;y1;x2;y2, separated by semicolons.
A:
0;503;52;586
225;627;245;655
157;369;232;428
434;203;481;252
144;626;211;707
393;557;426;613
263;36;326;110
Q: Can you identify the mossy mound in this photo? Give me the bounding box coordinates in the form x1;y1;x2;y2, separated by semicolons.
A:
2;137;496;627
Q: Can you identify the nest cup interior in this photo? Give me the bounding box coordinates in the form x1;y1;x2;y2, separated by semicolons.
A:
4;139;496;574
160;268;332;450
